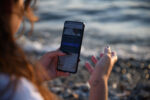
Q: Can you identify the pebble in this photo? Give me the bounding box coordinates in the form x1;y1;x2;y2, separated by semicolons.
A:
140;63;145;69
127;62;131;67
145;74;149;79
112;82;117;89
115;67;121;73
122;68;126;74
128;82;150;100
63;89;73;98
144;69;148;74
72;93;79;99
51;87;63;94
47;58;150;100
148;64;150;69
121;73;132;83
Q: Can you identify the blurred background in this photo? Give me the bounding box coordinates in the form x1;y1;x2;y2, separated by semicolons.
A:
18;0;150;100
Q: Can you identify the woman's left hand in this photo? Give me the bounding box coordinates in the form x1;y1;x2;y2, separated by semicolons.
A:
39;50;70;80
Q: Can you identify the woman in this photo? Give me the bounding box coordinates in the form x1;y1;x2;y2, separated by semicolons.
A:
0;0;118;100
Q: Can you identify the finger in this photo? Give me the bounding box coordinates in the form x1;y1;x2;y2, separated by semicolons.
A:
85;62;94;74
51;56;58;68
111;52;118;62
100;53;104;58
104;46;111;54
111;51;116;57
60;72;70;77
47;50;66;57
57;71;70;77
91;56;98;64
114;55;118;62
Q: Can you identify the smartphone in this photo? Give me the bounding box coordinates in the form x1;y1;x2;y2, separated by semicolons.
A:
57;21;85;73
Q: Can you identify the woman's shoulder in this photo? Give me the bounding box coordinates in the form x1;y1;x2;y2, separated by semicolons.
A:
0;74;44;100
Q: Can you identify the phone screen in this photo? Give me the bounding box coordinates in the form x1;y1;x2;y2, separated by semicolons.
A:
57;21;84;73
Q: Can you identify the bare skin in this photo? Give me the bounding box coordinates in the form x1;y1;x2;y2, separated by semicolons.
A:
39;50;70;80
85;46;118;100
8;0;23;34
10;0;118;100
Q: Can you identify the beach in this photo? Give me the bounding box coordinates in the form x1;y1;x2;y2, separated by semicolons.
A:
17;0;150;99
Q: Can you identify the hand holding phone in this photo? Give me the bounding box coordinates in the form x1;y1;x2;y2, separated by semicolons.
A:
57;21;85;73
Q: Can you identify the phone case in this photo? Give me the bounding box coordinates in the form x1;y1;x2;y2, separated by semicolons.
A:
57;21;85;73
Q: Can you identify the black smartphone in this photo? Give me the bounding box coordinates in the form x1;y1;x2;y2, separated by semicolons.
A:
57;21;85;73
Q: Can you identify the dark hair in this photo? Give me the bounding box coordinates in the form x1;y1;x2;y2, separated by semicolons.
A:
0;0;53;100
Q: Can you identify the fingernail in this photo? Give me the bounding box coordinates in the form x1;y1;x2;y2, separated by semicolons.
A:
100;53;103;57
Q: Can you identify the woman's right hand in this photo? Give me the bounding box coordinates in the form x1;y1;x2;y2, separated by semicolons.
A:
85;46;118;87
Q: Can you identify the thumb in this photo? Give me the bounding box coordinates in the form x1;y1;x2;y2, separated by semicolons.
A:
47;50;66;57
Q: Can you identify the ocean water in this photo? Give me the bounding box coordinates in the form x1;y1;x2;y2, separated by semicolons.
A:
19;0;150;60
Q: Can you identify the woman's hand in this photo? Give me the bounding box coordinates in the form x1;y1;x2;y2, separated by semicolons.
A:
39;50;70;80
85;46;118;86
85;46;117;100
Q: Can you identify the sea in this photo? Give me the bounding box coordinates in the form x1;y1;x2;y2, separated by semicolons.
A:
18;0;150;60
